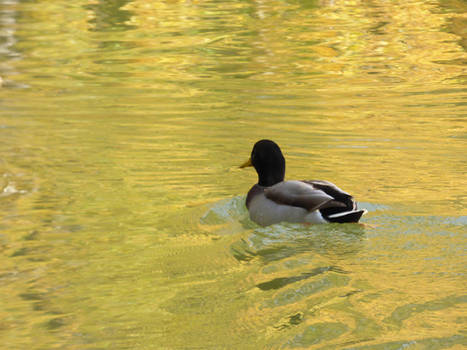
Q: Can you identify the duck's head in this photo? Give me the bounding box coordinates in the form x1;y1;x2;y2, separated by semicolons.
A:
240;139;285;187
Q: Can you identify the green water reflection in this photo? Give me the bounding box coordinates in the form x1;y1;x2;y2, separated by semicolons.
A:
0;0;466;349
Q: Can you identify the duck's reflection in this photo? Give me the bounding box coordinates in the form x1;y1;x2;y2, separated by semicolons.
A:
231;222;366;264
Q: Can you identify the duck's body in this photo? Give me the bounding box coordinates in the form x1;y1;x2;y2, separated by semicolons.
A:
241;140;366;226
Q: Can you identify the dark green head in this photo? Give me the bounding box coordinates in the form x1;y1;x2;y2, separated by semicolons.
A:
240;139;285;186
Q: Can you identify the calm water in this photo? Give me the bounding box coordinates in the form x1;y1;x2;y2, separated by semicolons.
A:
0;0;466;349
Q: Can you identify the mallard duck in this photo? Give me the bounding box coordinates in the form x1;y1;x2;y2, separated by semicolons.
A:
240;139;367;226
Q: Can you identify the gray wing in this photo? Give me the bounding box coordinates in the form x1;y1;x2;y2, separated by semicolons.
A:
302;180;354;208
264;180;345;212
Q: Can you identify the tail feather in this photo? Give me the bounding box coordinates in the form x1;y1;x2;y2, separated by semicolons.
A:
324;209;367;223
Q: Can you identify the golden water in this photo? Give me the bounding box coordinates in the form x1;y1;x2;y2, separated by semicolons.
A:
0;0;466;349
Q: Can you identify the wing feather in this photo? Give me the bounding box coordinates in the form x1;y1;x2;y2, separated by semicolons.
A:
301;180;352;200
265;180;335;212
302;180;357;216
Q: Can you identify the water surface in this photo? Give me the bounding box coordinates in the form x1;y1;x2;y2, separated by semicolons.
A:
0;0;466;349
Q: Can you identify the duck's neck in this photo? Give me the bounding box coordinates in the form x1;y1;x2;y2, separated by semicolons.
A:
257;166;285;187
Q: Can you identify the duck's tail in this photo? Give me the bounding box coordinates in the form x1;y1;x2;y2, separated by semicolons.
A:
324;209;367;223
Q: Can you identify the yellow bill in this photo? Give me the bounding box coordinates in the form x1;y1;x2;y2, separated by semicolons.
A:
239;158;252;168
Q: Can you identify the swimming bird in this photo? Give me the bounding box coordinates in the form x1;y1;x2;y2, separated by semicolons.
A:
240;140;367;226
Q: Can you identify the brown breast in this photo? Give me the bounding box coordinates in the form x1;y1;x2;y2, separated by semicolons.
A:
246;184;264;209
